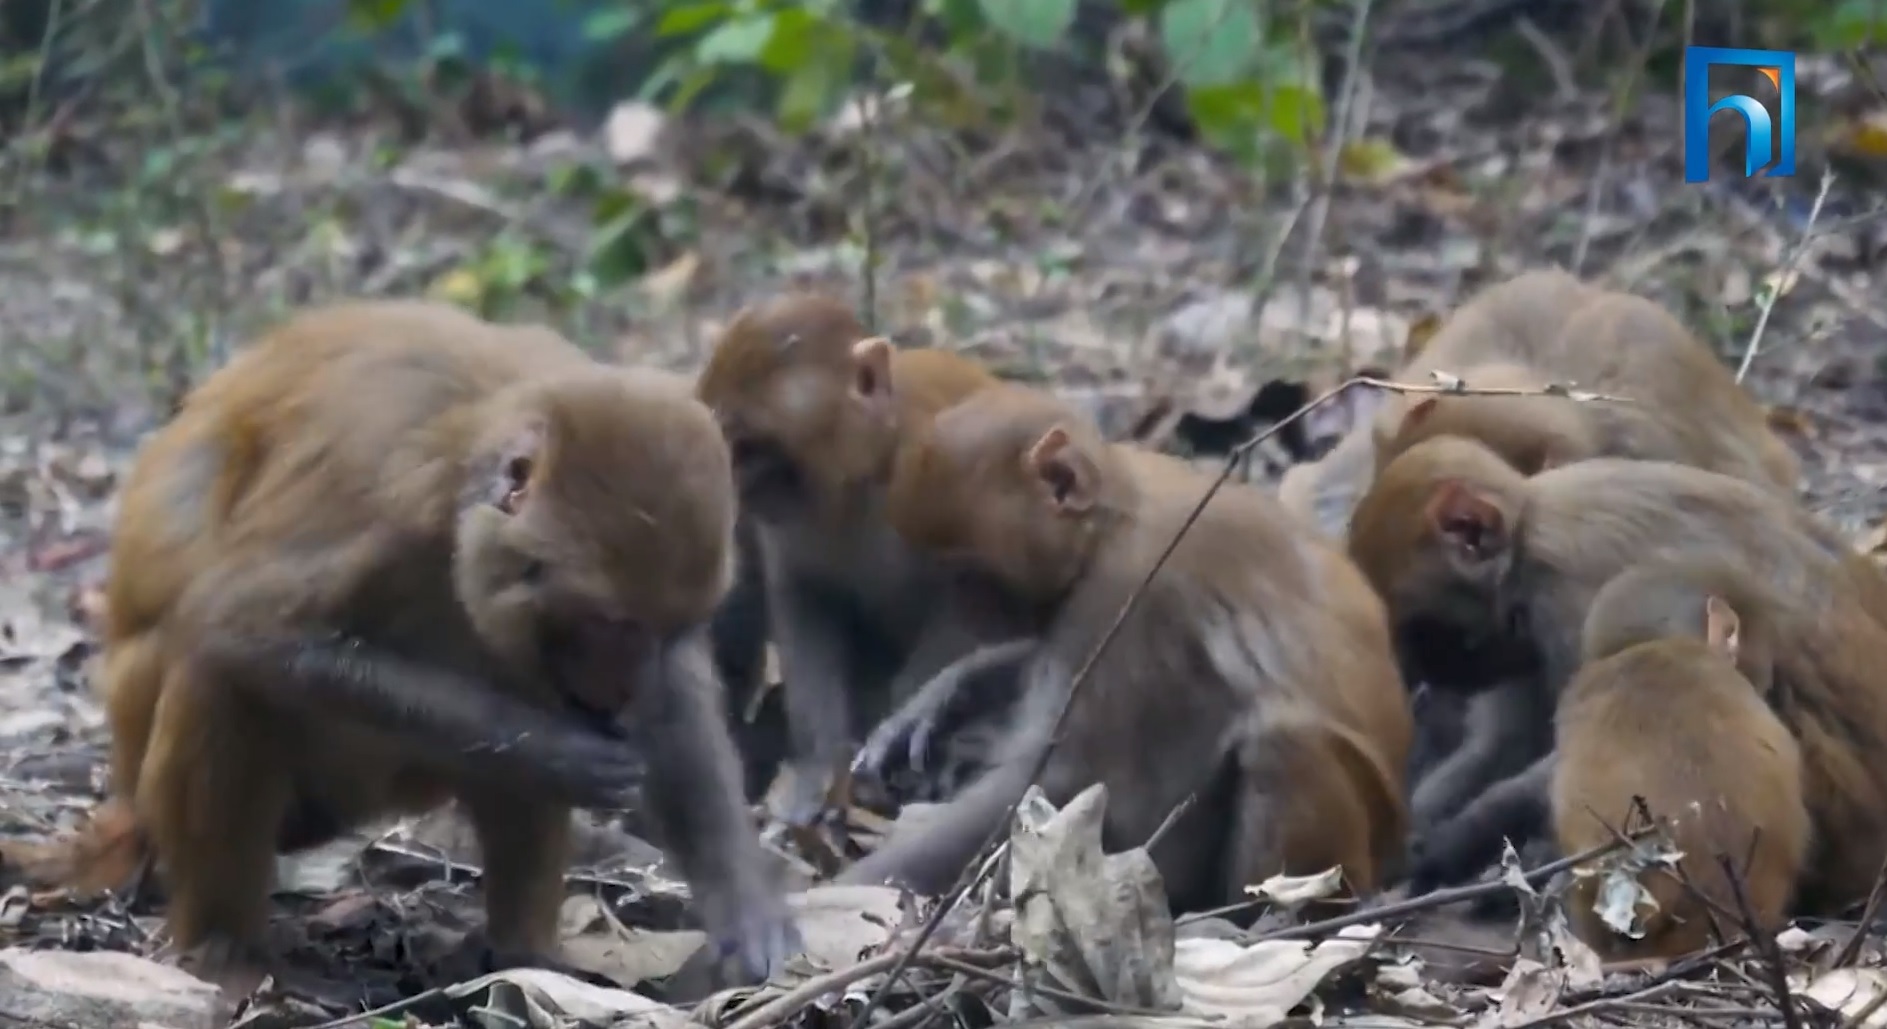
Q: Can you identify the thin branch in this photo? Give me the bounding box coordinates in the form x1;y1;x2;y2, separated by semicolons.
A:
1831;853;1887;968
1715;853;1802;1029
1735;168;1834;384
1571;0;1668;275
724;946;1013;1029
1289;0;1376;303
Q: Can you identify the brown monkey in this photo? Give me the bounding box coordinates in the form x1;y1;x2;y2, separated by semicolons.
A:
1279;269;1797;539
695;294;1002;824
1553;560;1807;960
89;301;796;990
1369;294;1797;486
835;384;1412;912
1347;437;1887;908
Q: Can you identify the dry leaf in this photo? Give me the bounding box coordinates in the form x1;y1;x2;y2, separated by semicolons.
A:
1339;138;1412;184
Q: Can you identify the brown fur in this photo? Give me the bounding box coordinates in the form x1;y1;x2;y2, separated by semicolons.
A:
1555;562;1807;959
73;301;793;988
1349;436;1887;909
1280;270;1797;538
695;293;1003;823
836;384;1412;911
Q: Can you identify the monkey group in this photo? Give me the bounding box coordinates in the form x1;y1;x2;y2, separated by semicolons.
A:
20;267;1886;994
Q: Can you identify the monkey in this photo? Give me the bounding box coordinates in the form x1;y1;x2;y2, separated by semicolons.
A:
1346;436;1887;908
84;301;798;991
1278;269;1797;539
1553;560;1807;960
1287;273;1800;853
694;293;1004;826
851;639;1036;800
1368;294;1798;487
831;384;1413;914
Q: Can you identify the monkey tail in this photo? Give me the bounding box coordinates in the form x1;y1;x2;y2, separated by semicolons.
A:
0;798;148;897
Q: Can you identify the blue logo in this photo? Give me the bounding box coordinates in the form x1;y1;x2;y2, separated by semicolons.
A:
1682;46;1796;183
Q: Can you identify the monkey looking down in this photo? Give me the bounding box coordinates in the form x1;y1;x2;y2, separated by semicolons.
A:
835;384;1412;913
1553;560;1806;961
88;301;798;991
695;293;1003;825
1347;436;1887;905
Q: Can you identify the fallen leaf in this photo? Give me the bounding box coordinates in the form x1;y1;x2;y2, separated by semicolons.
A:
603;102;668;166
1794;966;1887;1028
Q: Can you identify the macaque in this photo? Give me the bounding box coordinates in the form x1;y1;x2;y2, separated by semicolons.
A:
84;301;797;990
1279;269;1797;539
834;384;1412;913
1369;295;1797;488
1347;436;1887;909
694;294;1002;824
1553;561;1807;960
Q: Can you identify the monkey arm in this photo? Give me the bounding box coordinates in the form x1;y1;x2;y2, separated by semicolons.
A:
761;570;858;766
1409;752;1556;892
173;534;646;808
855;639;1035;781
1409;682;1551;831
196;632;648;807
628;631;799;980
837;741;1044;895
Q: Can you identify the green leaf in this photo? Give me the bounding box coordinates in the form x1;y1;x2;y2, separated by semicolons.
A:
777;60;840;132
1265;83;1325;145
345;0;412;32
581;8;643;41
758;8;822;73
976;0;1077;49
659;3;736;37
695;13;778;64
1159;0;1261;87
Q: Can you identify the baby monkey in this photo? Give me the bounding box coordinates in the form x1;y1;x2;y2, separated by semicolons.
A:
89;301;797;990
1554;560;1807;961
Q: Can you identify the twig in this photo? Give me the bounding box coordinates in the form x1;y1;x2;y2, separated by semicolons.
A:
292;987;446;1029
1243;825;1658;943
1289;0;1375;303
845;372;1630;1027
1142;793;1197;852
725;946;1012;1029
1735;168;1834;383
3;0;64;208
1505;981;1687;1029
1571;0;1668;275
854;75;889;333
1716;852;1802;1029
927;953;1178;1017
1832;853;1887;968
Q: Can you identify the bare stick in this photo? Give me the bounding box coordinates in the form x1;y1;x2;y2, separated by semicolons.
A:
1735;168;1834;384
1831;853;1887;969
1715;853;1802;1029
724;946;1013;1029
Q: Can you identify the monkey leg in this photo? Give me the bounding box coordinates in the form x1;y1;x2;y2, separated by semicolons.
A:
102;633;168;802
460;787;573;962
136;665;293;991
1224;724;1378;911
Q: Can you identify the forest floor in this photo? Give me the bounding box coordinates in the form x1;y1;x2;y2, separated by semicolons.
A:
1;34;1886;1029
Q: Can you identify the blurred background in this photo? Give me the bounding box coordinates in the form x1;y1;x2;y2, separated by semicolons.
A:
0;0;1882;589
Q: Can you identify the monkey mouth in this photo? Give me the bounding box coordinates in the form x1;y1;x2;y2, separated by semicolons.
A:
539;618;650;737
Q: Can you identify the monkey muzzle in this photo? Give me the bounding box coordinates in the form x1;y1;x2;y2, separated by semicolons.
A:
540;616;654;734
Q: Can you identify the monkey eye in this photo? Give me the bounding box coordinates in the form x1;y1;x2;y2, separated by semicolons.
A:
520;559;547;584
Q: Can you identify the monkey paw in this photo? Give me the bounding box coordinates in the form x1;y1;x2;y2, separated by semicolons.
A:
853;700;946;785
1406;817;1498;895
701;888;802;984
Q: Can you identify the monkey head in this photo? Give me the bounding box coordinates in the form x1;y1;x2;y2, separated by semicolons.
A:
1347;436;1539;692
1371;369;1601;479
887;385;1121;630
1581;559;1779;701
453;371;736;720
695;293;896;523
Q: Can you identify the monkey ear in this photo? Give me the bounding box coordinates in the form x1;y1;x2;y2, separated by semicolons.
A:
1424;481;1506;560
485;423;545;516
1705;595;1741;660
850;336;895;409
1026;426;1098;513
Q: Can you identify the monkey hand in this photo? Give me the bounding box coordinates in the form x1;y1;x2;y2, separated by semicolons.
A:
1405;812;1503;895
697;879;802;984
853;695;952;785
767;757;845;829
